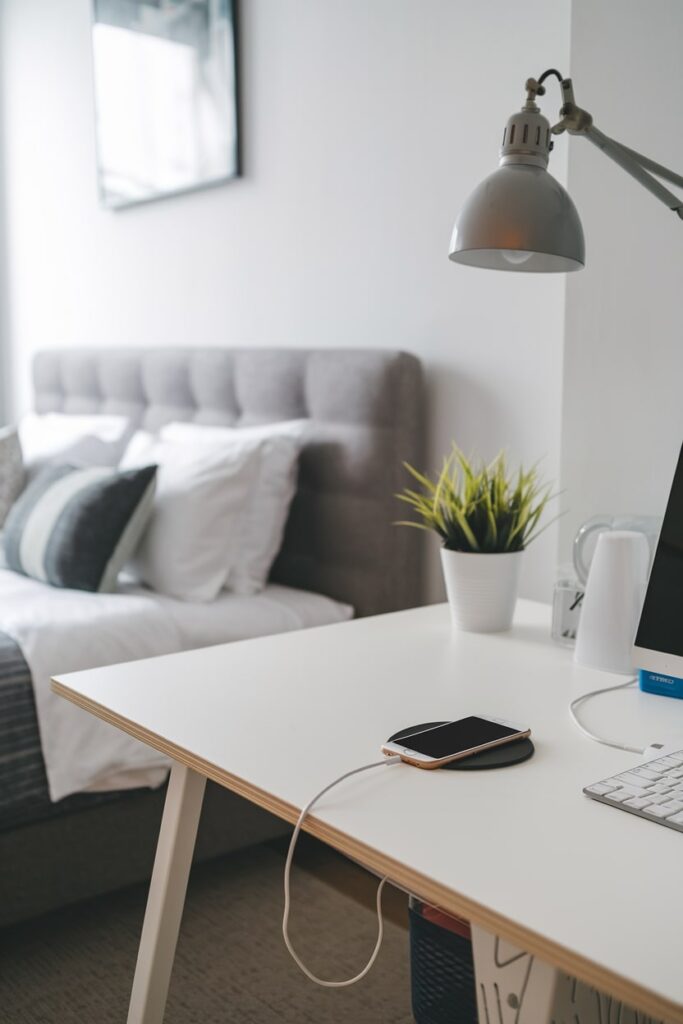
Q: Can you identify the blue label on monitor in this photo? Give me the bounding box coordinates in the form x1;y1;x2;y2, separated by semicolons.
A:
639;669;683;700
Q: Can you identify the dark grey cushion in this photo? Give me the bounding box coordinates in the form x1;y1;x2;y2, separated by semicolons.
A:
0;427;24;527
3;463;157;592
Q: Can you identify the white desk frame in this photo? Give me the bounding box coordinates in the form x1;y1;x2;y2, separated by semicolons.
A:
53;602;683;1024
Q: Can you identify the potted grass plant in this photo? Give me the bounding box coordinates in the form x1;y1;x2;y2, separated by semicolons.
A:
397;445;554;632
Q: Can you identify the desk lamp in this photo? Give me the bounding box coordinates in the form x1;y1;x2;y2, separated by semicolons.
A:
447;75;683;1024
449;69;683;271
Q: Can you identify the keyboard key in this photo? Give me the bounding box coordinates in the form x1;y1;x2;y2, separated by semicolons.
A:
604;785;651;800
667;811;683;825
644;803;681;819
610;772;656;790
623;796;656;810
660;800;683;814
585;783;617;796
652;757;682;769
606;788;646;803
631;767;664;781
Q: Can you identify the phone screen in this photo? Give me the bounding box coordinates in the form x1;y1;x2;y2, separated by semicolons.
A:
400;717;521;758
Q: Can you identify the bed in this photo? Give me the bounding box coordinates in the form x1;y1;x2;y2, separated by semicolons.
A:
0;346;423;925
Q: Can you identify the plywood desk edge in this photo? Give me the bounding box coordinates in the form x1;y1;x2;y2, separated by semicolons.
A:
52;676;683;1024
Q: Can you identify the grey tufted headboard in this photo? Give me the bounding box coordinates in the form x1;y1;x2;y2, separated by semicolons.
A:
32;347;424;617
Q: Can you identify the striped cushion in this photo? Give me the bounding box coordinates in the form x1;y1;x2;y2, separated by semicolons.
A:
0;427;24;528
3;464;157;593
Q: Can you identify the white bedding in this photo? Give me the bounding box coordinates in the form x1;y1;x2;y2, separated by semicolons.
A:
0;569;352;801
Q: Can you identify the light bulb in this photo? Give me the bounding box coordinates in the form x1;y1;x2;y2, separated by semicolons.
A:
501;249;533;265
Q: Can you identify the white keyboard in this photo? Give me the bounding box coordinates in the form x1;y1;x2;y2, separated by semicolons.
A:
584;749;683;831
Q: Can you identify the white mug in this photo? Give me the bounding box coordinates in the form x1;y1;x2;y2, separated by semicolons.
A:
574;530;650;675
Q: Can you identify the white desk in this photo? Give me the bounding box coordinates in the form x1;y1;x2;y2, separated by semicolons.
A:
53;600;683;1024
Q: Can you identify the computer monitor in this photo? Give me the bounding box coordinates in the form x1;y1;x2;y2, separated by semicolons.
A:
633;442;683;681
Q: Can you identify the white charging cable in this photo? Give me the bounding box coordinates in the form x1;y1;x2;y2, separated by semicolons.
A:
569;676;646;754
282;754;403;987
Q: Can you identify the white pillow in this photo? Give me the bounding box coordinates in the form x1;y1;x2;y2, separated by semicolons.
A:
120;431;261;602
160;421;305;595
19;412;130;469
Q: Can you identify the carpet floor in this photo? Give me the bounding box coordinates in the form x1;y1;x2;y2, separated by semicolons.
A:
0;840;414;1023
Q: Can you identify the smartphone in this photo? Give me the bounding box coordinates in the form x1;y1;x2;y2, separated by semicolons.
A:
381;716;530;769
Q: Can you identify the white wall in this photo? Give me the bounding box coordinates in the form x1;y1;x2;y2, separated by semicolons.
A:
1;0;570;602
560;0;683;559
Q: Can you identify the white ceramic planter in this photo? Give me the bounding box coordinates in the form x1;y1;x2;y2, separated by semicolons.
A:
440;548;523;633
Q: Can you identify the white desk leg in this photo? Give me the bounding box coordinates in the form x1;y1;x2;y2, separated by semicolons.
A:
127;762;206;1024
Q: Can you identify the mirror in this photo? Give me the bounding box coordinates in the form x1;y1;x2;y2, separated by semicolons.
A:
91;0;239;209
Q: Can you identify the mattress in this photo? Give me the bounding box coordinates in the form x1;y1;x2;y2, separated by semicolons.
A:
0;572;352;830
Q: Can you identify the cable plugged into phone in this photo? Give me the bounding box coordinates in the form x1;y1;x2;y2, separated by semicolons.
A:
282;755;402;988
283;717;531;987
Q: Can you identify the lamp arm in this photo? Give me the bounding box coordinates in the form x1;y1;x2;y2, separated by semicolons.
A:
612;139;683;191
542;75;683;220
583;125;683;218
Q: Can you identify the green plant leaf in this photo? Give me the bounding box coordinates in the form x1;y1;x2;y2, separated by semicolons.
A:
395;445;557;554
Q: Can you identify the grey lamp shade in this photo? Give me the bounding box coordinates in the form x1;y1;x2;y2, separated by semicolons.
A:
449;163;585;272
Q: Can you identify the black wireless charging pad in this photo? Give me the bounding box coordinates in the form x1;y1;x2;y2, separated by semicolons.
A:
387;722;534;770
